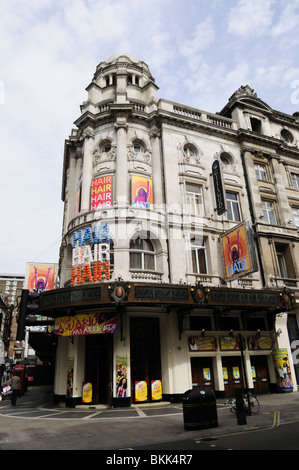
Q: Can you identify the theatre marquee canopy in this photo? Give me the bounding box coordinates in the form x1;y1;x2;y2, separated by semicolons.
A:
37;282;295;318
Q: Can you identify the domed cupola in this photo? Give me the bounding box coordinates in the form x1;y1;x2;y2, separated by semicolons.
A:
83;53;159;110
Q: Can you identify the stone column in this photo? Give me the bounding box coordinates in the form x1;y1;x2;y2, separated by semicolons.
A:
150;128;163;206
271;155;293;226
114;119;129;207
80;131;94;212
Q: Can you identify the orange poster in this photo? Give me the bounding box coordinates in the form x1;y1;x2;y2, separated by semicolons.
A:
131;176;153;209
220;222;257;281
25;263;57;292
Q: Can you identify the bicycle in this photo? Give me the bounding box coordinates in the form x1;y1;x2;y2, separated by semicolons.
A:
225;391;260;415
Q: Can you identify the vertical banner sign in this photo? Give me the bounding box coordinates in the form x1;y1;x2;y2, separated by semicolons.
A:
131;176;153;209
91;176;112;210
0;341;5;365
212;160;227;215
273;349;293;391
116;356;127;398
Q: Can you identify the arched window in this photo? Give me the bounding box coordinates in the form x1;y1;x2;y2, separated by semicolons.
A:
129;236;155;270
281;129;293;144
183;144;197;158
132;140;145;153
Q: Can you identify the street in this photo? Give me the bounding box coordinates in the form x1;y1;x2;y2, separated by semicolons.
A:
1;386;299;452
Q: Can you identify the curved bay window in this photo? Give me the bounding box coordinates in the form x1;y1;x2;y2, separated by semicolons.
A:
129;236;155;271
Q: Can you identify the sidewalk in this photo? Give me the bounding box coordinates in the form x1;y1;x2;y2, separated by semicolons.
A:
1;386;299;450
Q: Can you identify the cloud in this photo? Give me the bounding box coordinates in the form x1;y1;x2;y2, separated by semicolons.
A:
271;0;299;36
179;16;215;58
227;0;276;37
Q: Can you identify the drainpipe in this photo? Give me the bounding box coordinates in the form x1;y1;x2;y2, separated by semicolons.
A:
159;121;172;284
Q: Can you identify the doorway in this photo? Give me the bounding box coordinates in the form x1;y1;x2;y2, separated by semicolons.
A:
84;334;113;404
130;317;161;402
222;357;244;397
191;357;215;391
250;355;270;394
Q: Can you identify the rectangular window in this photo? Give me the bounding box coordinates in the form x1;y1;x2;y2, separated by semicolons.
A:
255;164;268;181
275;243;295;278
292;207;299;229
291;173;299;190
191;237;207;274
226;192;241;221
186;183;204;216
262;200;277;224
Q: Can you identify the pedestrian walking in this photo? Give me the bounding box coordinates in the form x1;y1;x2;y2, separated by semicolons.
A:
11;373;21;405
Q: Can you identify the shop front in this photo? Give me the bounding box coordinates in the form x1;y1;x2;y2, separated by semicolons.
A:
37;282;295;406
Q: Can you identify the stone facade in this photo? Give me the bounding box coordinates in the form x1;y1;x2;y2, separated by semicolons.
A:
52;54;299;405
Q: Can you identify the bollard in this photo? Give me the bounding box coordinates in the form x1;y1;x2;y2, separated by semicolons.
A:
235;388;247;425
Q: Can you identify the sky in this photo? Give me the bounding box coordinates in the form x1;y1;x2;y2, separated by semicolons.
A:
1;0;299;276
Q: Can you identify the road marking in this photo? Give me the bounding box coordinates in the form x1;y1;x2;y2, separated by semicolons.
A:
272;411;280;428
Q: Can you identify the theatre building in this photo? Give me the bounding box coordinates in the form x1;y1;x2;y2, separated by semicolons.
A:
38;54;299;406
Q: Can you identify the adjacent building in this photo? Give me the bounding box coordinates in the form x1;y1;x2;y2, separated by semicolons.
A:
0;273;25;362
37;54;298;406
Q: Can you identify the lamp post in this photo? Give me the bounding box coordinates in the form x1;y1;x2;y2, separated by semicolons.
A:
237;332;251;416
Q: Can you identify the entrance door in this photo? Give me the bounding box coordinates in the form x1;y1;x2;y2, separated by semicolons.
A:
250;355;270;394
130;317;161;402
191;357;214;391
85;334;113;404
222;357;244;397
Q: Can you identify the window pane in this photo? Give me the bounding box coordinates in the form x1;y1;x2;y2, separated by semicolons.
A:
144;254;155;270
143;239;154;252
130;252;142;269
277;252;288;278
292;173;299;190
186;184;203;216
226;192;241;221
292;208;299;228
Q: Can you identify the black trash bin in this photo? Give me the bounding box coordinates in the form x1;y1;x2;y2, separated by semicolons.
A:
182;388;218;430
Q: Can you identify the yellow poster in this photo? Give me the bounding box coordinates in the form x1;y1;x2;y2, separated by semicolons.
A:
151;380;162;401
135;381;148;402
233;367;240;379
82;383;92;403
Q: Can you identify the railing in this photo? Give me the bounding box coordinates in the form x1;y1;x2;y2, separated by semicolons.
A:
173;105;201;120
206;114;233;128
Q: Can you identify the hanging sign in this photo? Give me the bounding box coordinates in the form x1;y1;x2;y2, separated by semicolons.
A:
212;160;227;215
220;221;258;281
